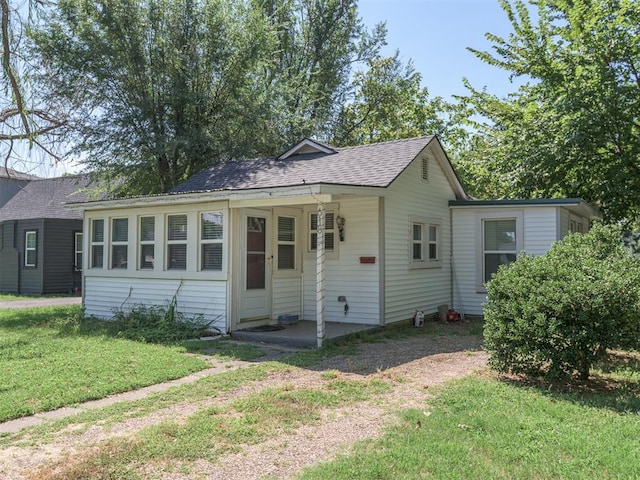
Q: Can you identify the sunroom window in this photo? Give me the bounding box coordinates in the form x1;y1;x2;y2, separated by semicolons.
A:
200;212;223;271
167;214;187;270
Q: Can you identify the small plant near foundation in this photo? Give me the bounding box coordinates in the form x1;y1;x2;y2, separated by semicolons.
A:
112;288;221;344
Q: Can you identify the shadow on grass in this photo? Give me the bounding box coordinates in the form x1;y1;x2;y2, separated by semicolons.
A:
495;350;640;414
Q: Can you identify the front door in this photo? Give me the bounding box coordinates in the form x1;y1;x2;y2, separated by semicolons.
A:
239;210;272;321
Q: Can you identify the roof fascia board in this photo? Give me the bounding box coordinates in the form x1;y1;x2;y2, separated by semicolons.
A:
426;137;469;200
68;184;328;211
449;199;602;219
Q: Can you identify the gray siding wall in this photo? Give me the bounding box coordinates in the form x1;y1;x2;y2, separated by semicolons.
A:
12;219;44;295
43;218;83;293
0;221;19;292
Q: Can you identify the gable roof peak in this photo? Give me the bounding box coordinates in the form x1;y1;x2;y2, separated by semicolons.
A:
277;138;337;160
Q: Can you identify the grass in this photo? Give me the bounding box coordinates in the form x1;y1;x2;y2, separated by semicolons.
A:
28;376;391;479
0;305;209;422
299;355;640;480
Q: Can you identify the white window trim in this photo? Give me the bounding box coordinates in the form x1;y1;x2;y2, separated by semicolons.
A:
74;232;83;270
138;215;156;270
24;230;37;267
110;217;129;269
166;213;188;270
199;211;224;272
90;218;105;269
475;210;524;292
304;204;340;261
409;216;442;269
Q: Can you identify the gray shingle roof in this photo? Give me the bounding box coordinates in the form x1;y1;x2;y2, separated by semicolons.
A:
171;136;435;194
0;175;96;221
0;167;40;181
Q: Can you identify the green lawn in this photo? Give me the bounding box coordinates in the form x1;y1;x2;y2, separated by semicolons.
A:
0;305;209;422
300;362;640;480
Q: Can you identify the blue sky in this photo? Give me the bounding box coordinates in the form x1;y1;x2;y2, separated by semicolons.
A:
358;0;521;100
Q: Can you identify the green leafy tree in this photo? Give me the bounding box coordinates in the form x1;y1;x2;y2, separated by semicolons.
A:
458;0;640;223
31;0;277;194
331;53;459;146
484;223;640;380
31;0;386;193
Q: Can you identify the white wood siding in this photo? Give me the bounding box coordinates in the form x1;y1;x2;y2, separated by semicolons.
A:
451;206;560;315
272;276;302;319
384;150;455;324
84;276;227;331
302;197;380;324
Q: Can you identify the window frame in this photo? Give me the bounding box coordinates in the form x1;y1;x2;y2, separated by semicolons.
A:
166;213;188;270
409;216;442;269
138;215;156;270
199;211;224;272
24;230;37;267
110;217;129;269
90;218;105;269
276;214;297;272
475;211;523;292
74;231;83;270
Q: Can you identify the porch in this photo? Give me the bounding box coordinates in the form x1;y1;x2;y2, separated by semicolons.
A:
231;320;380;348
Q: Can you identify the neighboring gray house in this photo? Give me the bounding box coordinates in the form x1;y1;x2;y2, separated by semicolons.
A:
70;137;600;344
0;167;40;208
0;175;94;295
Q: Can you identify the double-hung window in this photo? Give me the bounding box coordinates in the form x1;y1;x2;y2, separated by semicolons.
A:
74;232;83;270
483;219;517;282
24;231;37;267
111;218;128;269
200;212;223;271
167;214;187;270
139;216;155;269
277;216;296;270
310;211;334;252
91;219;104;268
410;217;441;268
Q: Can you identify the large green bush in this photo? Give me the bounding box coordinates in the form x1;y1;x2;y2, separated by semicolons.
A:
483;223;640;380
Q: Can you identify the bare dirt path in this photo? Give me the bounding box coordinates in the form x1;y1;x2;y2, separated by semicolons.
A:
0;329;487;480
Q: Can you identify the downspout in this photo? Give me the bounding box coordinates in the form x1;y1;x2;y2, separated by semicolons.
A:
449;208;454;310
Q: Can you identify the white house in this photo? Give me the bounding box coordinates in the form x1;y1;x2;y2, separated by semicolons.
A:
70;136;600;344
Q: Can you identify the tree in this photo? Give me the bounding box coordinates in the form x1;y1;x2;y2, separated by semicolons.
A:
31;0;387;194
331;53;459;146
457;0;640;224
0;0;66;171
483;223;640;381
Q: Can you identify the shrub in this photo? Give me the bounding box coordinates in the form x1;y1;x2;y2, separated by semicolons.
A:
112;295;221;344
484;223;640;380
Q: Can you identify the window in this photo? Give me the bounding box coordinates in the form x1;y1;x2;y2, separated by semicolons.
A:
410;218;441;268
167;214;187;270
277;216;296;270
483;219;517;283
310;211;334;251
200;212;223;271
91;219;104;268
412;223;423;261
111;218;128;269
569;218;584;233
74;232;83;270
25;231;36;267
139;216;155;269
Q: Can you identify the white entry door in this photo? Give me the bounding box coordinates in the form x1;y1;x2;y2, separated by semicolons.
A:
239;210;272;321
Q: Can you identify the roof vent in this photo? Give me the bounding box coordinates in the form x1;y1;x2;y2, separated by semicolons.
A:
278;138;337;160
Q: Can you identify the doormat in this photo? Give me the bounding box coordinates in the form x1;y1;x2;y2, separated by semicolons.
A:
242;325;286;332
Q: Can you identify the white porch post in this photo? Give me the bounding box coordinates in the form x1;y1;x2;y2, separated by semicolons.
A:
316;203;325;348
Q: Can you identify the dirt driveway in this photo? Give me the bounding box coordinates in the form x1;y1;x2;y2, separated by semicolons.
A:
0;325;487;480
